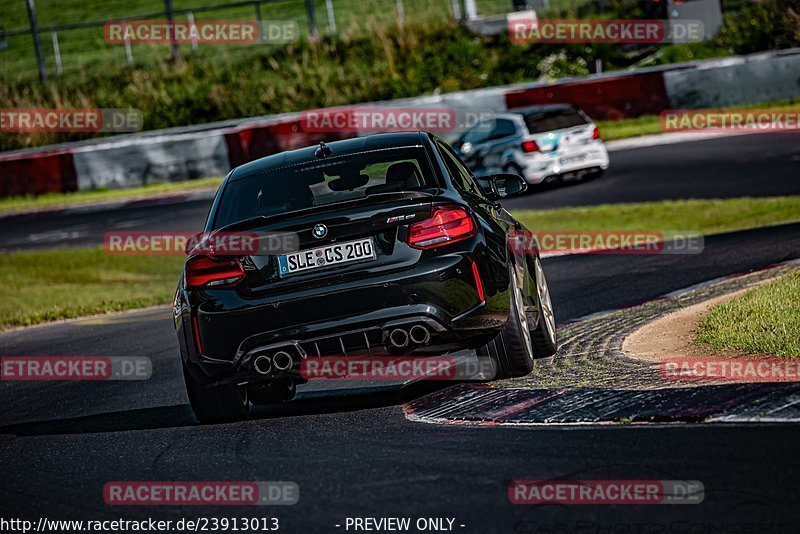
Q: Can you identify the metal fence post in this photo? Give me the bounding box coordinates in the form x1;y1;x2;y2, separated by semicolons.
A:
187;11;199;50
304;0;318;39
325;0;336;34
50;30;62;74
450;0;462;21
255;2;265;41
25;0;47;83
463;0;477;19
123;21;134;66
164;0;180;61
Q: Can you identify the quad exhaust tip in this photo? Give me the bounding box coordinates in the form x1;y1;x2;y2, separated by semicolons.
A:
388;325;431;349
272;351;294;372
253;355;272;375
389;328;409;349
409;325;430;345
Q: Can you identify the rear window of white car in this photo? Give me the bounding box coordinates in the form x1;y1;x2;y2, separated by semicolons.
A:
524;108;587;133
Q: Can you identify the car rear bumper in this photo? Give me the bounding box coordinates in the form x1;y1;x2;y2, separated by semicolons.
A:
519;144;610;184
176;251;511;386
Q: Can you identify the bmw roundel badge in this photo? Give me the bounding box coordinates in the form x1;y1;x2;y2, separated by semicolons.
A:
312;223;328;239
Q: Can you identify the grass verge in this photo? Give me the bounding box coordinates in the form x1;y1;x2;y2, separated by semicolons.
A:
0;248;184;329
597;99;800;141
512;196;800;235
694;269;800;358
2;196;800;330
0;177;222;215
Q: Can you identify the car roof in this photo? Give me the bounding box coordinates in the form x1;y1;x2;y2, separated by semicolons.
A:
470;105;581;125
490;104;580;121
510;104;579;115
230;131;427;181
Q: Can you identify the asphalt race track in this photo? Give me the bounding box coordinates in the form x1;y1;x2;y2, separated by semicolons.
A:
1;132;800;531
502;131;800;210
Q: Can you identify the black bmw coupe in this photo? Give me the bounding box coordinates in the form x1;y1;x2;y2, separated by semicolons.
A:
174;132;557;422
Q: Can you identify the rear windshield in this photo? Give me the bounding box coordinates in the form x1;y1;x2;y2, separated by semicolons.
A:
213;146;436;228
523;108;587;134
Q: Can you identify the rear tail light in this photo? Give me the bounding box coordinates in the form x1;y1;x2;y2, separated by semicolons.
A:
408;206;477;250
184;254;245;290
470;260;486;303
592;127;600;140
521;140;540;153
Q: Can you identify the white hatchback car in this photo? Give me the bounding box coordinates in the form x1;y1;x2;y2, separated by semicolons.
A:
454;105;610;185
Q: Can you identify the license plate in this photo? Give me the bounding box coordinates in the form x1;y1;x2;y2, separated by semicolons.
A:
560;155;584;165
278;237;376;277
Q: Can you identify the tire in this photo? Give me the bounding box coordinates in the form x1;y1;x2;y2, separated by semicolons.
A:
586;168;605;181
482;256;557;379
182;361;249;423
529;255;557;358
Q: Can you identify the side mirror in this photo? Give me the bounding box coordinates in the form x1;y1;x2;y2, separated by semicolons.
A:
486;173;527;200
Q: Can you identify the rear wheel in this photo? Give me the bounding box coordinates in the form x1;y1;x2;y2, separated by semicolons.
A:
586;168;605;181
182;361;249;423
482;256;557;379
530;255;557;358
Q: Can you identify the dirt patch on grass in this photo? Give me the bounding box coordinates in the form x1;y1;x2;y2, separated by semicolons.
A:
622;282;773;363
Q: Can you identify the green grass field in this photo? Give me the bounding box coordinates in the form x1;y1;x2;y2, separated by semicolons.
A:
0;0;456;81
0;0;588;80
0;248;185;329
694;269;800;358
595;99;800;141
512;196;800;235
2;195;800;329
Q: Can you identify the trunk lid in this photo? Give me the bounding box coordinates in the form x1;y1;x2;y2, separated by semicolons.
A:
224;193;434;293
